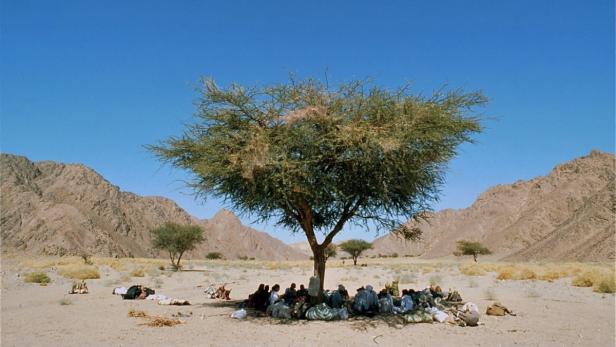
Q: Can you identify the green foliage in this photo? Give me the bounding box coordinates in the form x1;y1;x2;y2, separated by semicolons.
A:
206;252;224;260
339;239;372;265
24;271;51;285
151;223;205;269
149;77;485;236
324;244;337;260
455;240;492;262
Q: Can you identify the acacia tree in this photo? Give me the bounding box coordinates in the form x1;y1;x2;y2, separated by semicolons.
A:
339;239;372;265
455;240;492;262
151;223;204;270
149;77;484;301
324;243;337;261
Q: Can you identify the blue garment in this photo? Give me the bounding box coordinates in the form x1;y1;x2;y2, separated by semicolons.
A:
330;290;343;308
400;294;414;313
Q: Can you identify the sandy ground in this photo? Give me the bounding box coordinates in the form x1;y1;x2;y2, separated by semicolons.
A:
1;258;614;347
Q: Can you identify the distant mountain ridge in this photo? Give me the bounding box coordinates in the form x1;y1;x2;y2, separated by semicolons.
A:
368;150;615;261
0;154;306;260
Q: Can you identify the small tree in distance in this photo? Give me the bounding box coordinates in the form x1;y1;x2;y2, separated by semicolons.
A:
339;239;372;265
151;223;204;270
324;244;337;261
455;240;492;262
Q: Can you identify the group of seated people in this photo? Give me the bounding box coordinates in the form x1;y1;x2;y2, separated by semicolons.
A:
246;283;311;311
351;284;450;316
246;280;457;318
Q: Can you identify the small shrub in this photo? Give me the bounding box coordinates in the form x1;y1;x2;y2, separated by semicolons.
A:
459;263;486;276
128;309;148;317
572;271;595;287
158;265;166;271
206;252;223;260
59;297;72;305
238;255;249;261
391;253;398;258
58;265;100;280
23;272;51;285
131;267;145;277
594;276;616;294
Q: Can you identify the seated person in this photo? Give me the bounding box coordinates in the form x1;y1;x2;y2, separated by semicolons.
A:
352;285;379;316
296;284;309;300
269;284;281;305
283;283;297;305
247;284;265;307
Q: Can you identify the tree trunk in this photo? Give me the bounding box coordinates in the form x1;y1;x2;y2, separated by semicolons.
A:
353;256;358;266
312;246;326;304
473;254;477;262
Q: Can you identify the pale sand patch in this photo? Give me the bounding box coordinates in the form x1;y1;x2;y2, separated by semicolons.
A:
1;258;614;347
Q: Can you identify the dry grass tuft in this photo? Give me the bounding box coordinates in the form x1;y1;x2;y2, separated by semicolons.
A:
459;263;486;276
130;267;145;277
572;268;616;293
58;264;100;279
127;309;182;327
128;309;147;317
23;271;51;285
143;316;183;327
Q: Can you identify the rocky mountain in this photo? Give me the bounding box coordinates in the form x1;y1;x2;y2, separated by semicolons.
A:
368;150;615;261
0;154;306;260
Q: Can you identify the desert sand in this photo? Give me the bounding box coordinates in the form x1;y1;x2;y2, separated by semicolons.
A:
1;257;614;347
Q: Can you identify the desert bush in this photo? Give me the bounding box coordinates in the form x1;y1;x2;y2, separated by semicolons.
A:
594;273;616;293
158;265;166;271
130;267;145;277
459;263;486;276
206;252;224;260
58;264;100;279
572;268;616;293
23;271;51;285
495;265;537;280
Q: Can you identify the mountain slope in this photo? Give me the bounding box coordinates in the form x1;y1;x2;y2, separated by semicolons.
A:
0;154;306;260
369;150;615;261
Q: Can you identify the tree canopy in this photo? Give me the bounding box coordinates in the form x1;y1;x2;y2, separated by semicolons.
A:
339;239;373;265
151;223;204;269
324;244;337;261
150;77;485;299
455;240;492;262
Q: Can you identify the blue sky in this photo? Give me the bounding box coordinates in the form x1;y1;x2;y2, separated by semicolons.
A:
1;0;614;244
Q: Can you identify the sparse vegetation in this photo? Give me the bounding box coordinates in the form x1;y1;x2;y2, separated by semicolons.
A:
23;271;51;285
58;264;100;279
130;267;145;277
206;252;224;260
459;263;486;276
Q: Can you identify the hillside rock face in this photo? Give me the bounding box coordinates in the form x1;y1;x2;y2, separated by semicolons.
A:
0;154;306;260
369;150;615;261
